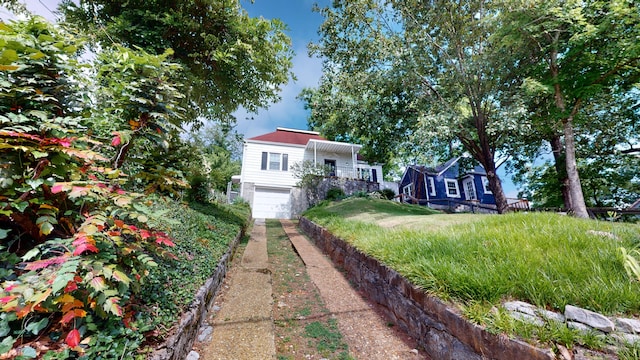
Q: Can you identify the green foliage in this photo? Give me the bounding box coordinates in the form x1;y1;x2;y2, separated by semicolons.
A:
186;124;242;193
139;198;249;334
188;175;212;203
291;160;331;207
325;187;345;201
305;203;640;315
497;0;640;217
0;16;244;357
304;319;348;355
61;0;294;123
380;188;396;200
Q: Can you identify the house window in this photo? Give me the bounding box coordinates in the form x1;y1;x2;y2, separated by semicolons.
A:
261;152;288;171
445;179;460;197
482;176;492;194
464;178;477;201
425;177;436;196
403;184;413;197
358;167;371;181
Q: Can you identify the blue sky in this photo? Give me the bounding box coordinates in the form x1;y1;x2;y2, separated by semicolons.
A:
4;0;520;195
236;0;330;139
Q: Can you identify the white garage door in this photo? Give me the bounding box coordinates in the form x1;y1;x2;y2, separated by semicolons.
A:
252;188;291;219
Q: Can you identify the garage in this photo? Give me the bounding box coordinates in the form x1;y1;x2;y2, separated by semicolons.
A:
252;187;292;219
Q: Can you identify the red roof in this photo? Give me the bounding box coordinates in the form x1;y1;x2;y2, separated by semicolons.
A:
248;128;326;146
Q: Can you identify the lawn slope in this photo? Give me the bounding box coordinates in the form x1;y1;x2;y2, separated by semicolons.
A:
304;198;640;315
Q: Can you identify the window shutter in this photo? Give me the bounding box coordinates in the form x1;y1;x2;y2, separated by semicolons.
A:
372;169;378;182
261;152;267;170
282;154;288;171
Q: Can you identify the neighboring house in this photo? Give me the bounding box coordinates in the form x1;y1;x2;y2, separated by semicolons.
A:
239;128;383;219
399;157;496;208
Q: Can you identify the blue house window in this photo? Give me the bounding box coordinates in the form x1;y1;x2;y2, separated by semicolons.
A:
403;184;413;197
482;176;492;194
426;177;436;196
445;179;460;198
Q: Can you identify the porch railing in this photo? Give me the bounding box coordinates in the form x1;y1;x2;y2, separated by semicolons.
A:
327;166;372;181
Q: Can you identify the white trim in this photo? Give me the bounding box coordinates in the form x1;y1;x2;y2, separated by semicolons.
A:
445;178;461;198
481;176;492;194
427;177;436;196
463;177;477;201
246;139;307;148
276;127;319;135
436;156;461;176
403;183;413;197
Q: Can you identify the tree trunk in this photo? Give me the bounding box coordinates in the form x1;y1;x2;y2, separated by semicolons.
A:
549;135;571;209
549;44;589;218
485;164;509;214
464;98;509;214
562;116;589;218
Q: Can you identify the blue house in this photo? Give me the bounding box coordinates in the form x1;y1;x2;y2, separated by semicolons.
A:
399;157;496;208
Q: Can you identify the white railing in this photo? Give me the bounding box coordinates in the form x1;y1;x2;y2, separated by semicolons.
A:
329;166;373;181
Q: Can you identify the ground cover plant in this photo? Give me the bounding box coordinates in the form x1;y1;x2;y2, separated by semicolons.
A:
136;199;249;346
303;198;640;351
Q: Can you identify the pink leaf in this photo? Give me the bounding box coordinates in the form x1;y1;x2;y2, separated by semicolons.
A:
49;137;73;148
73;242;99;256
24;256;67;270
155;233;175;247
1;296;16;304
51;183;71;194
111;134;121;147
65;328;80;347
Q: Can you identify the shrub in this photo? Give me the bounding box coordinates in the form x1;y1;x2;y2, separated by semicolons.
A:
326;187;346;201
351;190;369;198
380;188;396;200
188;174;212;203
0;17;185;357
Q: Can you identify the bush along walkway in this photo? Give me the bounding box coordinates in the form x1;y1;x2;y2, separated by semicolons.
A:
191;219;423;360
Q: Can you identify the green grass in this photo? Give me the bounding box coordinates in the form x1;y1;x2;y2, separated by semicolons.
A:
309;197;440;218
304;198;640;315
305;318;349;355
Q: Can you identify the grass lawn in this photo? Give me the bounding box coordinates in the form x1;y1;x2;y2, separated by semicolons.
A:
304;198;640;316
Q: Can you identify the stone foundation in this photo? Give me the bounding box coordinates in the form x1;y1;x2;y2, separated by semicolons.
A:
149;228;245;360
299;217;554;360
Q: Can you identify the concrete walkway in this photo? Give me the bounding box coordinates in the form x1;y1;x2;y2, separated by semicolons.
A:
200;219;276;360
197;219;421;359
280;220;422;360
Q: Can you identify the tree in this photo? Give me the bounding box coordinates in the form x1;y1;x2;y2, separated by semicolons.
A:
60;0;294;125
498;0;640;217
308;0;523;213
515;91;640;208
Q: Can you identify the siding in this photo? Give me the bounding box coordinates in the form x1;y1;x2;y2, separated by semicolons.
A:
241;141;306;188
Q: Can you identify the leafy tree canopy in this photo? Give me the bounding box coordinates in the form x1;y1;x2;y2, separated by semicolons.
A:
60;0;295;125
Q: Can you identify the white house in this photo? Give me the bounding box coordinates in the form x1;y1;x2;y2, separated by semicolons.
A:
239;127;384;219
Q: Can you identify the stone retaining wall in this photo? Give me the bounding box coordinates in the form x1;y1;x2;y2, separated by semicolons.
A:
149;228;245;360
299;217;554;360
